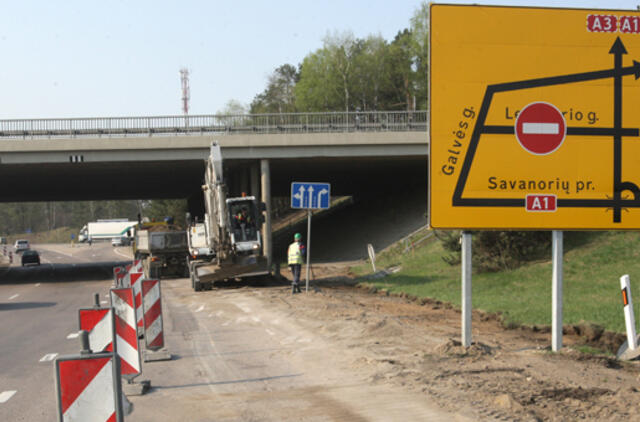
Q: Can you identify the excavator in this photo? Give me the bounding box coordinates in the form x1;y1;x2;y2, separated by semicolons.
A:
186;142;268;291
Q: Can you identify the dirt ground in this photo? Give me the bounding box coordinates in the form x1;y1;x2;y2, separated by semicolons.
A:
260;262;640;422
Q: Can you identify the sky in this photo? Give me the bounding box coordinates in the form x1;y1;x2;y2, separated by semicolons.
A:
1;0;639;119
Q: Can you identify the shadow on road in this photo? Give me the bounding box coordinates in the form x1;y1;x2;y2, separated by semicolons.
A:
0;301;56;311
0;260;132;284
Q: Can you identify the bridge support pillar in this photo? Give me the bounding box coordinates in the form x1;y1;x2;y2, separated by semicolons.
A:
250;162;260;199
261;159;273;273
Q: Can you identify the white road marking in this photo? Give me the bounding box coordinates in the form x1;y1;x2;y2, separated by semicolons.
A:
237;303;252;313
0;390;17;403
215;310;224;317
67;332;80;339
252;316;261;323
297;338;312;343
8;294;18;300
222;321;231;326
113;248;133;260
194;305;205;313
236;316;249;323
265;329;276;336
522;122;559;134
35;283;41;287
39;353;58;362
272;319;281;325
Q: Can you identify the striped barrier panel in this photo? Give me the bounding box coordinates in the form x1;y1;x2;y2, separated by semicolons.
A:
131;259;143;273
142;279;164;350
127;272;145;331
78;308;116;353
113;267;125;287
109;288;142;381
54;352;123;422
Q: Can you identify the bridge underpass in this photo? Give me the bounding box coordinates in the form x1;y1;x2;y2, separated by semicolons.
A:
0;111;427;262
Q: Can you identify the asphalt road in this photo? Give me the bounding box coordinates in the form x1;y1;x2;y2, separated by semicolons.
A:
0;243;130;421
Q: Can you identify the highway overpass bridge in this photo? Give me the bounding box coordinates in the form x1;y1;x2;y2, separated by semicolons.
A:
0;111;428;204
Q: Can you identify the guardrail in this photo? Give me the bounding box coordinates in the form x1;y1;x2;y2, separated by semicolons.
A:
0;110;427;139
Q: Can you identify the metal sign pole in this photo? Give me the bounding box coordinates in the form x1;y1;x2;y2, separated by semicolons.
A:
552;230;563;352
461;231;472;347
305;209;312;293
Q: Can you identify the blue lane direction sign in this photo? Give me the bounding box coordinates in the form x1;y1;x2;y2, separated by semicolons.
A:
291;182;331;209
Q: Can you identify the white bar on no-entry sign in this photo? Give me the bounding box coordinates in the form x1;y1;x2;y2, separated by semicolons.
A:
0;390;17;403
523;122;559;134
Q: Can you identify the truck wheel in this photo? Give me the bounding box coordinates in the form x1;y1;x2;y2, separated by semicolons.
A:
194;281;203;292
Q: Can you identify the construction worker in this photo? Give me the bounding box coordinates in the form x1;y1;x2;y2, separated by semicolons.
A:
288;233;304;293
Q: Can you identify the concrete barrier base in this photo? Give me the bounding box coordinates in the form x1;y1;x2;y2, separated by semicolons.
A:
123;379;151;396
616;334;640;361
143;349;172;362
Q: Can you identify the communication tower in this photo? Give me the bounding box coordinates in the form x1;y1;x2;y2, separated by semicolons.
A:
180;68;190;115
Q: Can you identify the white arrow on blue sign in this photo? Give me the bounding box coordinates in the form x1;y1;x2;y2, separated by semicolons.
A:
291;182;331;209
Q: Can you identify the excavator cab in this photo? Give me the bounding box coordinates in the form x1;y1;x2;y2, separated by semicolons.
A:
227;198;261;255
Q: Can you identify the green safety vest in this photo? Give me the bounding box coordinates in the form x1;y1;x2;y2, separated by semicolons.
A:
288;242;303;265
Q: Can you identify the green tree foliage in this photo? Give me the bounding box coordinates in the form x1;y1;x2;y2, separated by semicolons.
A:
295;46;342;111
410;2;429;110
437;230;550;272
294;2;429;113
250;64;299;114
0;200;140;236
217;99;247;115
144;199;188;225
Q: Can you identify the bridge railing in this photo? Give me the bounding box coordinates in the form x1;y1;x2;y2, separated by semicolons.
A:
0;110;427;139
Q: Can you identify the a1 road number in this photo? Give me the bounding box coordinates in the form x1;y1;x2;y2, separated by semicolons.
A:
526;194;557;212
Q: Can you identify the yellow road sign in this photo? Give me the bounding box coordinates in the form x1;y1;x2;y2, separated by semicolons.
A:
429;4;640;229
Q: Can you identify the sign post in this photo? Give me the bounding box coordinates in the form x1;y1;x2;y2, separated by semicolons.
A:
461;231;472;348
305;209;312;292
291;182;331;293
552;230;563;352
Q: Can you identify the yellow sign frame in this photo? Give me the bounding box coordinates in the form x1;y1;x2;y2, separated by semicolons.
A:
429;4;640;229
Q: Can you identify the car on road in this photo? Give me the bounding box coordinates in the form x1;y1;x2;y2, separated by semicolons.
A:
111;236;130;247
21;249;40;266
14;239;30;252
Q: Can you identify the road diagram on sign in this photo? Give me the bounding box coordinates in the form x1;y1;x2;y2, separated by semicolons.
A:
453;37;640;223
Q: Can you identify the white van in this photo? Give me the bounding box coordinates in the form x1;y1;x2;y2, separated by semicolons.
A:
14;239;30;252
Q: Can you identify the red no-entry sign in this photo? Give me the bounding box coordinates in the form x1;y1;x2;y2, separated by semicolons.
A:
515;102;567;155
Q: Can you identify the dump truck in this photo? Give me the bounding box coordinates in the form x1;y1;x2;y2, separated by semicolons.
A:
186;142;268;291
134;222;189;278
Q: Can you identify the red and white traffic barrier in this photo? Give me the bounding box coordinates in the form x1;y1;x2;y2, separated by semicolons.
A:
127;272;145;331
79;308;116;353
131;259;143;273
621;275;637;350
109;287;142;380
142;279;164;350
113;266;125;287
54;352;123;421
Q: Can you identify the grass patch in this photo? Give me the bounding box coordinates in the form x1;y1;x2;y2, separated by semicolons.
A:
357;230;640;334
572;344;611;356
6;227;77;244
